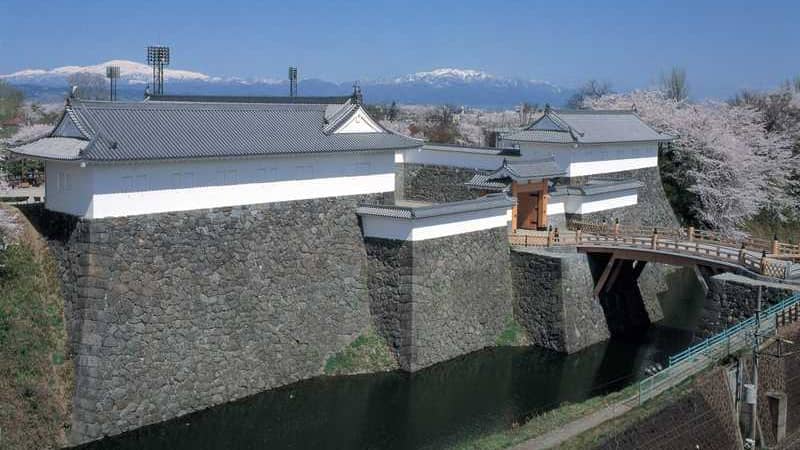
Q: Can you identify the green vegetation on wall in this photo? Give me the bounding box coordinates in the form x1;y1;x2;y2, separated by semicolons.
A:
0;212;72;449
324;327;399;376
495;316;528;347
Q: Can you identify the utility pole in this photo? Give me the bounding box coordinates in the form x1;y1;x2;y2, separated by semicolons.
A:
750;286;762;446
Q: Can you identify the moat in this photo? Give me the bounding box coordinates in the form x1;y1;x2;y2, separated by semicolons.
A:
73;268;706;450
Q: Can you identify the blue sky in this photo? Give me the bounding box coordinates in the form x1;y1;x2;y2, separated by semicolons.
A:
2;0;799;98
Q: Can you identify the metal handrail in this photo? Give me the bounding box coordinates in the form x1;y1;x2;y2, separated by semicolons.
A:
639;293;800;404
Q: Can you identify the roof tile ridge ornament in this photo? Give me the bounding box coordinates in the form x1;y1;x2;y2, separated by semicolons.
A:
546;108;585;140
63;98;95;139
351;82;363;105
322;102;360;134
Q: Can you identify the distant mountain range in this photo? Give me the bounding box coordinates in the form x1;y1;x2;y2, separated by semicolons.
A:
0;60;573;108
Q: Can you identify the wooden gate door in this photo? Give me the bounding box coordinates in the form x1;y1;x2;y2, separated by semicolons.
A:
517;192;540;230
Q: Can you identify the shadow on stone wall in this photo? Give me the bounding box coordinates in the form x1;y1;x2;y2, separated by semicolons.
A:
585;253;653;338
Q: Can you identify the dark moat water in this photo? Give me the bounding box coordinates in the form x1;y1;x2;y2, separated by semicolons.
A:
74;268;706;450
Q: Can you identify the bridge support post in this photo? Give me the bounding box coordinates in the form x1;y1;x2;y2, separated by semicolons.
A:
651;229;659;250
631;261;648;281
594;256;617;298
772;235;780;255
688;226;695;242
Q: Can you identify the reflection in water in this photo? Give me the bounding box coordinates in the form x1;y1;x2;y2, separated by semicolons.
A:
73;268;706;450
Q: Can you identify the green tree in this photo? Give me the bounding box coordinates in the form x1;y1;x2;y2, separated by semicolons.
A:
0;81;24;122
567;80;612;109
67;73;107;100
387;101;399;121
424;105;461;144
660;67;689;101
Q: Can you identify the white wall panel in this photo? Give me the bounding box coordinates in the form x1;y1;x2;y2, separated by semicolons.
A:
44;160;94;217
398;147;506;170
360;207;511;241
48;151;396;219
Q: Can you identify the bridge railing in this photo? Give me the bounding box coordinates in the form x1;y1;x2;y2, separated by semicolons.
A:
574;230;793;280
569;220;799;261
638;292;800;405
509;221;797;279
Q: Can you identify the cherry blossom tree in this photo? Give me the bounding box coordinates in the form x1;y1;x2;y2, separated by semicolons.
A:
589;91;797;231
4;124;54;145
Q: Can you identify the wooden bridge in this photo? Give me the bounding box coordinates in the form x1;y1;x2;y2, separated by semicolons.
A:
509;220;800;290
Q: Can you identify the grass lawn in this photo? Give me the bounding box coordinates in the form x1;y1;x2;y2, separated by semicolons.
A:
444;384;639;450
0;205;72;449
553;380;693;449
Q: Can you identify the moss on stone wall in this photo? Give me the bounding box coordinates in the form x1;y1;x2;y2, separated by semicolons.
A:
495;316;529;347
0;205;73;450
323;327;399;376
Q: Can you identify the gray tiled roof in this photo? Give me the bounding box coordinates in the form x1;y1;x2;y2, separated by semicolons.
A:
500;130;575;144
465;174;508;191
147;94;354;105
422;143;521;156
11;98;420;162
502;109;673;144
486;157;566;182
551;178;644;197
7;137;87;160
356;193;513;219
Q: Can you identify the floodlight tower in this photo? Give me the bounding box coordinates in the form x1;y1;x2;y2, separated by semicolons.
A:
147;46;170;95
289;67;298;97
105;65;120;101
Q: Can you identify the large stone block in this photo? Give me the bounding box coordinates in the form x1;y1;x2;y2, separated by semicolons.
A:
31;196;387;444
510;247;610;353
397;163;482;203
366;228;513;371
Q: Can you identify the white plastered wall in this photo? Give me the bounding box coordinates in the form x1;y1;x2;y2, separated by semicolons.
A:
498;141;658;177
45;160;94;217
547;189;639;215
360;206;511;241
46;151;396;219
396;147;506;170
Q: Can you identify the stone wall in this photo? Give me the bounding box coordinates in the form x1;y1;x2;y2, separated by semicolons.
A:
510;247;610;353
701;273;799;337
28;196;393;444
593;367;741;449
566;166;680;228
397;163;482;203
366;228;513;371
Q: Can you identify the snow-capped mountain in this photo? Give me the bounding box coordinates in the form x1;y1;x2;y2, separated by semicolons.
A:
1;60;219;84
1;60;572;108
390;68;497;84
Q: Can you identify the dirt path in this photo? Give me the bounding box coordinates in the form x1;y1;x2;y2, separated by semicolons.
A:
512;396;637;450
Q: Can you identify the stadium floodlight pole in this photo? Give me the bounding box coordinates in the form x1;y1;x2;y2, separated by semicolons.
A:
147;46;171;95
106;65;120;101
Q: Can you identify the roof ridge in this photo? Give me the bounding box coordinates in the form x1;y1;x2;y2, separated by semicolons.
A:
553;108;638;115
65;102;96;138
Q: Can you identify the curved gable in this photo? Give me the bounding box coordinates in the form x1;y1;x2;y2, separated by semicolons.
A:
334;108;385;134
